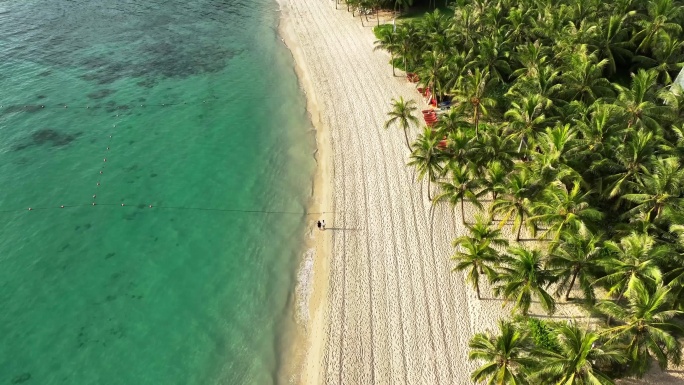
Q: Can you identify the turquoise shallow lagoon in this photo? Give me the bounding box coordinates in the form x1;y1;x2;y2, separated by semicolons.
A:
0;1;314;384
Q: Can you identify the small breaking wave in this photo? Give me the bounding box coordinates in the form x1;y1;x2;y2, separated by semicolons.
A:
295;247;315;328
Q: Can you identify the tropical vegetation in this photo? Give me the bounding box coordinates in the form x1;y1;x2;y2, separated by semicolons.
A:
370;0;684;381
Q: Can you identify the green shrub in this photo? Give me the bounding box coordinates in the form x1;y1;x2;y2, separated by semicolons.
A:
527;318;560;353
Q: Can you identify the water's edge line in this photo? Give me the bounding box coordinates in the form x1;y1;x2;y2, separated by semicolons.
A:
276;2;332;385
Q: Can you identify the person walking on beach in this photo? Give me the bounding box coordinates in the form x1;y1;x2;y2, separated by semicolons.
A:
322;220;326;231
317;220;322;230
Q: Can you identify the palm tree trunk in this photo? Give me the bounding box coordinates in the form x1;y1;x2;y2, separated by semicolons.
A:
461;196;466;224
516;217;522;241
403;128;411;150
376;8;380;26
476;283;481;300
391;53;396;76
565;269;579;301
474;107;480;138
427;178;432;201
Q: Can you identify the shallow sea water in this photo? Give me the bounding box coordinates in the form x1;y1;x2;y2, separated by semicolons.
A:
0;1;314;384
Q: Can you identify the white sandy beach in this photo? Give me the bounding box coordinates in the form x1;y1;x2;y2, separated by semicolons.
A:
276;1;684;384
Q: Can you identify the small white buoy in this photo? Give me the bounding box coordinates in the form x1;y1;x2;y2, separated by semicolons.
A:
64;105;67;108
97;182;100;186
92;202;96;206
149;205;153;208
93;194;96;198
103;158;107;162
121;203;125;207
60;205;64;208
28;207;32;211
100;171;103;174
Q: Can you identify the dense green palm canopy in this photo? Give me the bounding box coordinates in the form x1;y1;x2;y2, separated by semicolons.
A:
528;181;603;242
598;282;684;377
469;320;536;384
370;0;684;381
596;233;666;301
622;157;684;223
534;323;626;385
490;169;537;241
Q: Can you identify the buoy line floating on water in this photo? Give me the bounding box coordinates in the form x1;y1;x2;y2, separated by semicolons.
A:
15;204;336;215
0;99;222;112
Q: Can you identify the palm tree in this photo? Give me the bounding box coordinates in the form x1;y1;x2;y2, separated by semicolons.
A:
490;170;537;241
601;131;655;199
508;65;560;111
558;46;614;104
434;163;483;224
455;214;509;248
408;127;444;201
590;14;634;76
435;107;469;136
503;94;548;145
443;129;476;168
633;33;684;84
476;35;512;82
547;228;605;301
510;41;550;80
528;181;603;242
471;128;518;171
598;281;684;377
534;323;626;385
494;245;557;315
622;157;684;223
384;96;419;150
575;103;622;159
451;67;497;138
373;26;399;76
417;49;450;102
394;23;418;73
469;320;536;384
452;236;499;299
595;233;665;302
480;161;509;201
632;0;682;54
528;124;582;186
613;69;669;136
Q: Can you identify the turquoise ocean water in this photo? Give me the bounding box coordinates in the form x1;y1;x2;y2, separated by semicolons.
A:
0;1;315;384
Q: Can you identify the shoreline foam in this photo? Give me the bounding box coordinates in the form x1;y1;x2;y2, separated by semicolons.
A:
276;4;333;384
